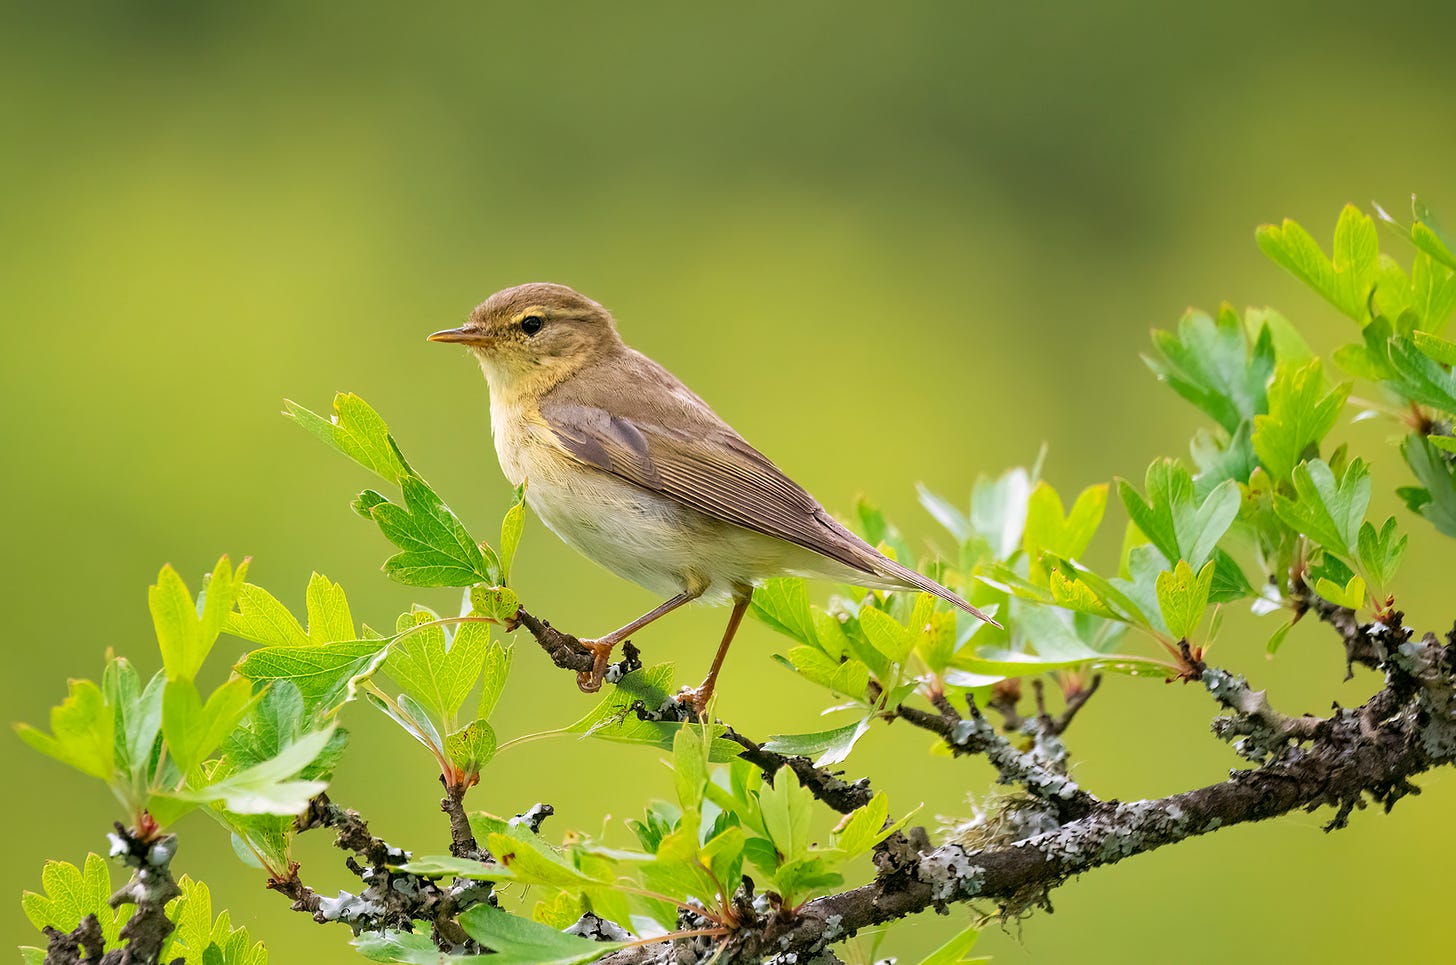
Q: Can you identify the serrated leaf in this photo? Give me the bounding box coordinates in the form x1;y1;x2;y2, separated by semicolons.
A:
150;557;249;683
1117;461;1239;569
1022;482;1107;576
759;764;814;862
1357;517;1408;589
371;474;500;587
22;853;131;949
778;647;871;699
834;791;890;859
236;640;389;712
1413;330;1456;366
163;678;257;775
226;584;308;647
1314;575;1367;610
1145;307;1275;431
1401;435;1456;537
163;876;269;965
470;585;520;623
284;393;410;485
445;719;497;776
1155;560;1214;641
16;678;115;782
762;717;872;767
858;605;915;663
384;609;489;726
170;726;336;814
563;665;741;761
750;578;819;648
1273;458;1371;559
304;572;354;644
1252;361;1351;481
1257;205;1378;322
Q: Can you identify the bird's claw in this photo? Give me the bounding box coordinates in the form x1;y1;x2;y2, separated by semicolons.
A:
575;639;616;694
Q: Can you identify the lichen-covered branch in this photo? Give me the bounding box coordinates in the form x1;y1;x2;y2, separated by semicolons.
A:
590;612;1456;965
42;823;183;965
892;697;1099;821
270;793;490;951
513;605;643;681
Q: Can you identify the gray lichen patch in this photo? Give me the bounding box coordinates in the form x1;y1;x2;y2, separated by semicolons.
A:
915;845;987;901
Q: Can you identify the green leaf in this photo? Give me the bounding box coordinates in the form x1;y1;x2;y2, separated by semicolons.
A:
149;557;249;683
355;929;478;964
226;583;308;647
1145;307;1275;432
770;855;844;906
1314;574;1367;610
834;791;891;859
445;719;497;776
1388;335;1456;413
1401;435;1456;537
777;647;871;700
1022;482;1107;572
672;724;712;812
759;764;814;862
284;393;411;485
383;609;489;726
1257;205;1379;322
1116;460;1239;569
16;678;115;782
1266;618;1296;656
1252;361;1351;481
1273;458;1371;558
564;665;741;761
476;638;513;721
499;482;527;585
858;605;915;663
22;853;131;949
457;902;628;964
1357;517;1408;589
1413;329;1456;366
163;876;269;965
162;678;257;775
962;465;1036;560
1155;560;1214;641
170;725;337;814
762;717;872;767
471;585;521;624
236;639;389;711
304;572;355;644
750;578;819;648
917;923;983;965
371;475;500;587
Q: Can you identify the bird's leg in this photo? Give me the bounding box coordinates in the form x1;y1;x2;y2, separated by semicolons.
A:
577;590;700;693
680;588;753;717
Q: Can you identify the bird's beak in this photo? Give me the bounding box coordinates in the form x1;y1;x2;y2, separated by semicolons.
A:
427;327;490;346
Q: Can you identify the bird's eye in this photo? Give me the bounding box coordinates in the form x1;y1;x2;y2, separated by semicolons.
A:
520;315;544;336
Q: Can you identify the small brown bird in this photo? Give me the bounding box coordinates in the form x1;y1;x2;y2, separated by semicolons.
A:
430;283;996;712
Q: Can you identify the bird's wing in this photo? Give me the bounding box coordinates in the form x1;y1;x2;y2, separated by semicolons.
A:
538;367;879;577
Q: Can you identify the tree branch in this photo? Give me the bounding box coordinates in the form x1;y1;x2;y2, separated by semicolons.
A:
590;614;1456;964
42;823;183;965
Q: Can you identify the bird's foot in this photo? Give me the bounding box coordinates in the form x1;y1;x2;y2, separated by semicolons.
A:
575;639;617;694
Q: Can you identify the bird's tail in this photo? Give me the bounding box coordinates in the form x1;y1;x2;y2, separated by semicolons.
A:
867;555;1002;628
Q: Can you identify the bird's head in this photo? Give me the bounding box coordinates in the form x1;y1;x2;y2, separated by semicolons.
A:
429;283;621;389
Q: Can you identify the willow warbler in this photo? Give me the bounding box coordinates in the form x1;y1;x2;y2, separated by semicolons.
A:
430;283;996;711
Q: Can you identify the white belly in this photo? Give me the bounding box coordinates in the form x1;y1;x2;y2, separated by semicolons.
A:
488;389;849;602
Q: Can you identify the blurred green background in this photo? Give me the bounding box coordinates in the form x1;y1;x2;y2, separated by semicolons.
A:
4;2;1454;961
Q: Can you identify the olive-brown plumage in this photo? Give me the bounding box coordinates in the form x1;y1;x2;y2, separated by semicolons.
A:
430;283;996;711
